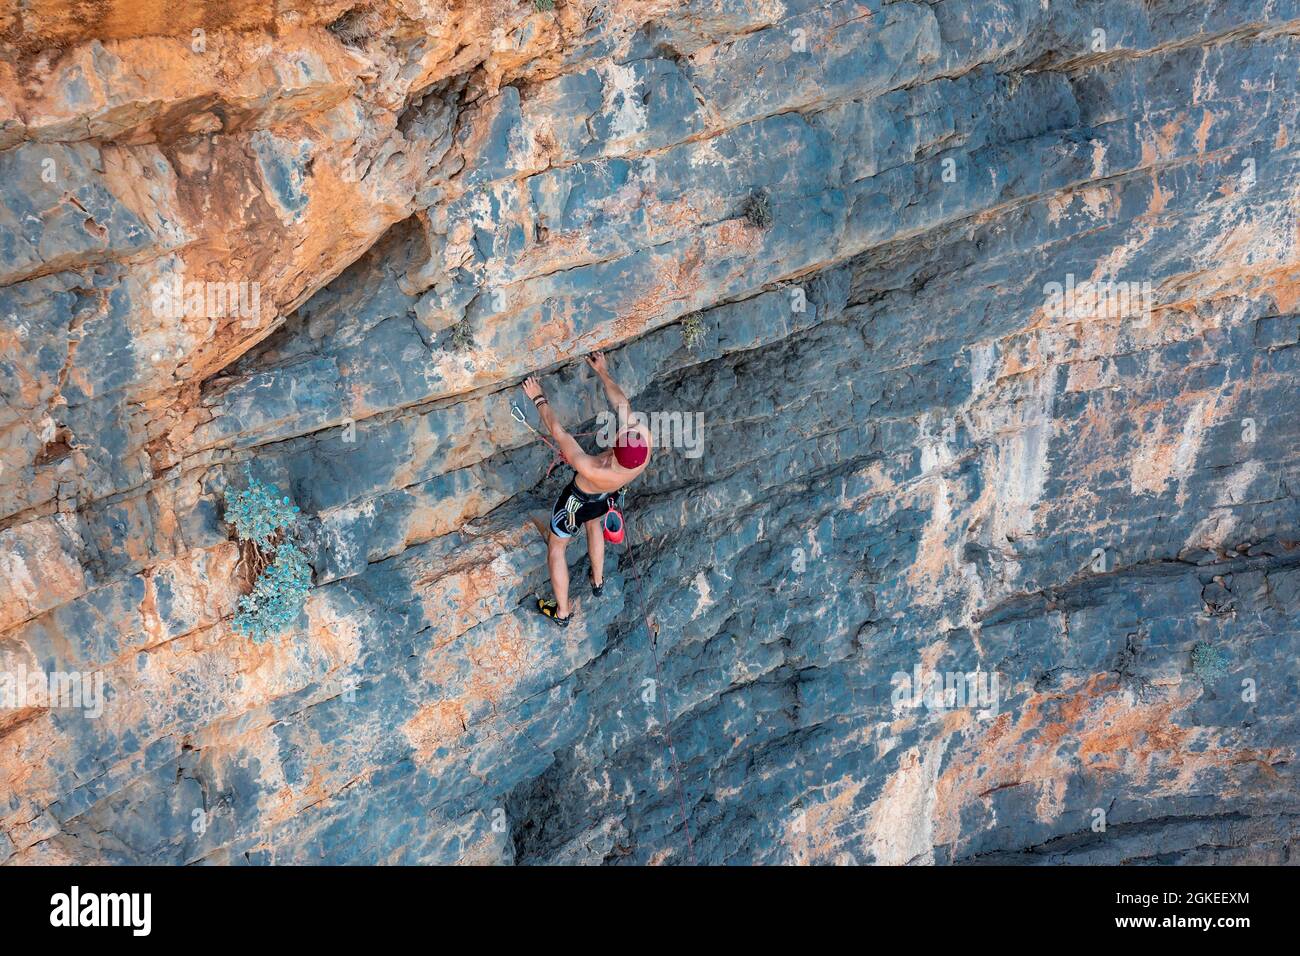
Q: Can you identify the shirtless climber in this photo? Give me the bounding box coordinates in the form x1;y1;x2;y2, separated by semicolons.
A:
523;351;652;627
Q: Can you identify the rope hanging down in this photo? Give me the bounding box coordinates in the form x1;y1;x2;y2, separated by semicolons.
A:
622;509;699;866
510;400;699;864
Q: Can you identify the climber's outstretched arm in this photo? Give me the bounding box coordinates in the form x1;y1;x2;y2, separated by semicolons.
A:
585;350;632;431
522;375;600;474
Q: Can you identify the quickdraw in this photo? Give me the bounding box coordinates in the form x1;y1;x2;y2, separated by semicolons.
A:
511;402;567;479
511;401;604;480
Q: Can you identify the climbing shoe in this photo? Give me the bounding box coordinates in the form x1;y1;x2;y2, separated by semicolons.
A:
590;569;604;596
537;598;571;627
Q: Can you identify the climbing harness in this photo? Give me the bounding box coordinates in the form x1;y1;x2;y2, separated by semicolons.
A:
563;494;583;533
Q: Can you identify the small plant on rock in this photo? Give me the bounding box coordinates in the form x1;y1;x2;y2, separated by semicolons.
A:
450;316;475;352
225;475;299;549
533;0;555;12
1190;641;1228;681
327;7;382;47
224;470;311;643
742;188;773;229
681;312;706;350
234;543;313;644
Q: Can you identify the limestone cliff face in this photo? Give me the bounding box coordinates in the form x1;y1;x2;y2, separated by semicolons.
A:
1;0;1298;864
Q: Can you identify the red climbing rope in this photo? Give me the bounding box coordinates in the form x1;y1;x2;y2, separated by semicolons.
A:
511;403;599;479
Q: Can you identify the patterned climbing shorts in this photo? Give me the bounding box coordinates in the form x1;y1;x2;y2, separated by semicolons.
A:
549;479;612;538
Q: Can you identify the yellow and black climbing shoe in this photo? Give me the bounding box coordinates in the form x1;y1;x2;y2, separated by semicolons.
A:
537;598;571;627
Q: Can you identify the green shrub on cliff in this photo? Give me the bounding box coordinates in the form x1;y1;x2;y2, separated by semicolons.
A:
224;472;312;643
233;543;313;644
224;475;299;548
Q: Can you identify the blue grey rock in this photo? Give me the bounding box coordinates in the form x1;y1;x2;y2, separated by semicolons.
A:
1;0;1298;866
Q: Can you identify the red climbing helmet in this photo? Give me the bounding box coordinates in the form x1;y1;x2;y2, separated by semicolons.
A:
614;429;648;469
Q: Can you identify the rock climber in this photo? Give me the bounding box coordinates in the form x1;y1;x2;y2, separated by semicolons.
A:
523;350;652;627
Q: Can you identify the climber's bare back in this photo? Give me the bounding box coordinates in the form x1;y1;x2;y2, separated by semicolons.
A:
572;424;652;495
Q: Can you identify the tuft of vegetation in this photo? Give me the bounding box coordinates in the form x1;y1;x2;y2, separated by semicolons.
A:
533;0;556;11
1190;641;1228;681
224;472;311;643
234;543;313;644
742;188;773;229
224;475;300;549
450;316;475;352
681;312;706;351
328;7;382;47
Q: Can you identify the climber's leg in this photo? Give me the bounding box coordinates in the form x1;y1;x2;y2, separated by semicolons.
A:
585;516;605;594
536;493;577;625
537;485;603;624
546;530;572;619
